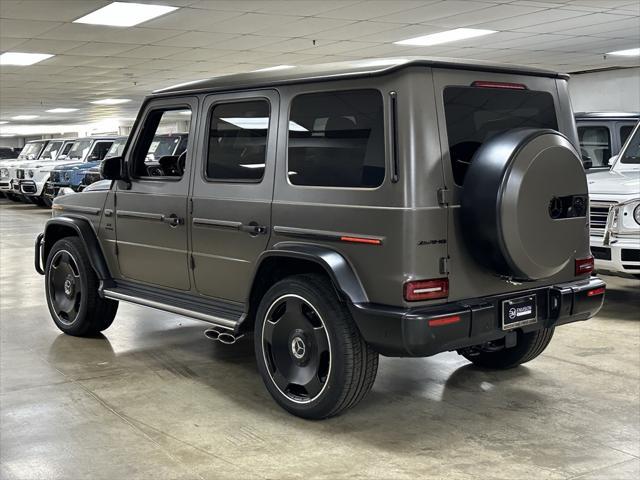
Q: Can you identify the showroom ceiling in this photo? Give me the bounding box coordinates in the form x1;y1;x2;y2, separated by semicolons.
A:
0;0;639;127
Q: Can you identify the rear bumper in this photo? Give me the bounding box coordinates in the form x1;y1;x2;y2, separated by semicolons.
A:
349;277;606;357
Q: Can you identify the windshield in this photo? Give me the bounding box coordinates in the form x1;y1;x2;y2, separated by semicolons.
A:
58;141;75;159
39;141;64;160
618;124;640;166
105;138;126;158
18;142;45;160
67;140;92;161
146;135;182;161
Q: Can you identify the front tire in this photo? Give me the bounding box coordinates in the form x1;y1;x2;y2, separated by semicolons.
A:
462;327;554;369
45;237;118;336
254;274;378;419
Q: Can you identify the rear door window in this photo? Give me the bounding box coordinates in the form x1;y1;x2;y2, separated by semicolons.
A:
577;125;611;168
444;86;558;185
287;89;385;188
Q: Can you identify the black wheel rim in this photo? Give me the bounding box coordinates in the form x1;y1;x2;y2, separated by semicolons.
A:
48;250;82;325
262;294;331;404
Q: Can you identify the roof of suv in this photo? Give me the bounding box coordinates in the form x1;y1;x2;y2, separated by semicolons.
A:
155;56;569;96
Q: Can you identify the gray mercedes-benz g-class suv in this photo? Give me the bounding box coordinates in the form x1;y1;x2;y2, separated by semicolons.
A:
36;58;605;419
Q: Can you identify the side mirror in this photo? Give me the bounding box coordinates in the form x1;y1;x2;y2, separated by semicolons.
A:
100;156;124;180
608;155;618;166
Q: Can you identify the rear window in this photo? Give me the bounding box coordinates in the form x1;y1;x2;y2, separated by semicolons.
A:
444;86;558;185
288;89;385;188
577;125;611;167
620;126;639;164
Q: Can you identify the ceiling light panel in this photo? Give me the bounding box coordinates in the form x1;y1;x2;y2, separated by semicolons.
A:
46;108;79;113
90;99;132;105
73;2;178;28
394;28;497;46
607;48;640;56
0;52;54;66
11;115;39;120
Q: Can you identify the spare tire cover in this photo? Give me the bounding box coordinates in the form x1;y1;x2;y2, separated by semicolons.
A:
460;128;588;281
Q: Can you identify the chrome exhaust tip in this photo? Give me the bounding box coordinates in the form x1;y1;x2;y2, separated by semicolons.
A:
204;327;242;345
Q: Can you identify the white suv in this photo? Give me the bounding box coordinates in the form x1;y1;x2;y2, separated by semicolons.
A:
588;122;640;278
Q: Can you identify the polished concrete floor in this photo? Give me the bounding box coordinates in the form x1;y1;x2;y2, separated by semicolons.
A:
0;197;639;480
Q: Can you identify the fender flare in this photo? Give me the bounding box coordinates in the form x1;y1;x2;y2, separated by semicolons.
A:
42;216;111;280
251;242;368;305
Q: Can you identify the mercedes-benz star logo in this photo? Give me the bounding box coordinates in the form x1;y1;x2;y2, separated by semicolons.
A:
508;307;517;320
291;337;306;359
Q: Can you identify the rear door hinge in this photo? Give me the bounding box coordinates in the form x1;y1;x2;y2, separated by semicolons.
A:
114;243;119;256
437;187;450;206
189;198;193;215
439;256;450;275
190;254;195;270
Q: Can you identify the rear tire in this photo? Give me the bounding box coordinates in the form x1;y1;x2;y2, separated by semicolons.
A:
462;328;554;369
45;237;118;336
254;274;378;419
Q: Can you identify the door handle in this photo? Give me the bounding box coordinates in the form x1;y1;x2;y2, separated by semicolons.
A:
239;223;267;235
162;214;184;227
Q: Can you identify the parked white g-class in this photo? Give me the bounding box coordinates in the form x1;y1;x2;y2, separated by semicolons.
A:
588;122;640;278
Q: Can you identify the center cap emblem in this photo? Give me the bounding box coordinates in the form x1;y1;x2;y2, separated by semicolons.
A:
291;337;306;359
64;279;73;296
508;307;517;320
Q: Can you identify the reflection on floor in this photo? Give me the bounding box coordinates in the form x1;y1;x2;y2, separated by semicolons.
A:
1;198;639;480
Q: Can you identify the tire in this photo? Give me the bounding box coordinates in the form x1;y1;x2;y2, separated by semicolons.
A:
462;327;554;369
254;273;378;419
6;193;21;202
45;237;118;336
42;195;52;208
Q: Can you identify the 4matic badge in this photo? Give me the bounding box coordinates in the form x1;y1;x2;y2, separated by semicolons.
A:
418;239;447;246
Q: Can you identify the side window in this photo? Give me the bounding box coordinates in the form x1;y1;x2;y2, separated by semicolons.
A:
131;107;191;179
288;89;385;188
577;125;611;167
620;125;635;146
88;141;113;161
206;100;269;182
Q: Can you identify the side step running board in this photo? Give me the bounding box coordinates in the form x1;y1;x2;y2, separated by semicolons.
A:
100;283;244;331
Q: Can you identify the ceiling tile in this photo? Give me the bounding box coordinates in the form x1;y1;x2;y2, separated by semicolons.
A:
474;8;589;29
118;45;192;59
0;0;108;22
0;18;62;38
203;13;302;34
317;1;436;21
307;21;400;41
518;12;632;33
432;4;546;28
39;24;179;44
230;1;358;16
63;42;140;57
139;7;243;31
208;35;288;51
254;16;355;37
377;1;494;24
5;38;86;54
151;31;238;48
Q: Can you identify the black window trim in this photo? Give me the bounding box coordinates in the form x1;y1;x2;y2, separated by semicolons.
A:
202;96;272;184
129;103;193;182
285;87;387;190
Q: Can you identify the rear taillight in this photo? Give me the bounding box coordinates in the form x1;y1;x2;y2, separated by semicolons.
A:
575;256;594;276
404;278;449;301
472;80;527;90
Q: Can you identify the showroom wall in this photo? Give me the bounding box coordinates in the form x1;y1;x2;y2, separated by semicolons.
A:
570;67;640;113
